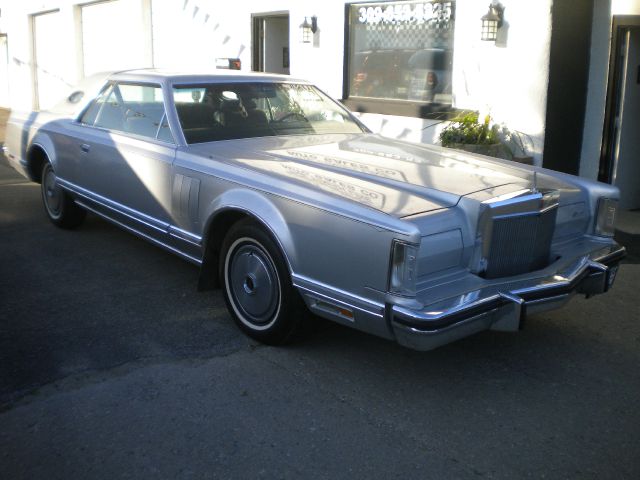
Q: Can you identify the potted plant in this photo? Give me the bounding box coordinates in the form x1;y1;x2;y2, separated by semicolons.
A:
439;112;534;164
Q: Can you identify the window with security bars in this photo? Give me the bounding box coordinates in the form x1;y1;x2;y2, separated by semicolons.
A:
346;1;455;105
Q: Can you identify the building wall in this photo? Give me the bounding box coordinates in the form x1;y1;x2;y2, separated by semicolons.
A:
451;0;552;162
0;0;154;110
543;0;594;175
612;0;640;13
581;0;640;181
580;0;613;180
0;0;553;165
356;0;553;161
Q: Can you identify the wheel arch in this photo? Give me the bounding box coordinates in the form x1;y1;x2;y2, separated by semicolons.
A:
26;137;56;183
197;189;298;291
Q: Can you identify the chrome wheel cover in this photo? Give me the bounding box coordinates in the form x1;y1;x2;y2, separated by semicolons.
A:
42;165;62;219
225;237;282;330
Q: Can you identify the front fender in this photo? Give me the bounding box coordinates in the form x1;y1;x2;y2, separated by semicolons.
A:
202;188;298;273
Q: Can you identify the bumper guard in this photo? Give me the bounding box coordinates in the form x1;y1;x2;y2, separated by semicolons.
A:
391;244;626;351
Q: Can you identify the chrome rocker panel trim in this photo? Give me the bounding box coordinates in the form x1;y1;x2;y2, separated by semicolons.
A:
76;200;203;265
59;178;203;265
391;244;626;351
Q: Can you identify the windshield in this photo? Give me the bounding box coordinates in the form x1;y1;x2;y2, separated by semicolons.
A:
172;82;365;144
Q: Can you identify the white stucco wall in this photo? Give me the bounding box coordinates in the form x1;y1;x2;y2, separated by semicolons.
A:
611;0;640;13
142;0;349;99
0;1;55;109
151;1;251;74
0;0;154;110
452;0;552;162
0;0;553;166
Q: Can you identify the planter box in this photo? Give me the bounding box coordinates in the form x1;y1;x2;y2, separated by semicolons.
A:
512;155;535;165
446;143;512;160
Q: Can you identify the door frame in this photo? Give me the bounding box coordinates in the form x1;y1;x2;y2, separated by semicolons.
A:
251;11;289;73
599;15;640;183
29;9;61;110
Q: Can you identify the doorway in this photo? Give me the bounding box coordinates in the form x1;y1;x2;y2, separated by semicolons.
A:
600;16;640;210
31;10;66;110
252;13;290;75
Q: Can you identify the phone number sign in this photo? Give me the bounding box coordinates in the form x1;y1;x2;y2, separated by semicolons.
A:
355;1;454;27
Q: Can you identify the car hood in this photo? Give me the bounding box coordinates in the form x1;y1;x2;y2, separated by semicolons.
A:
188;134;546;217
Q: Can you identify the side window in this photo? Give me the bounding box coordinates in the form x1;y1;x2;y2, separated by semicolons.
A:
89;83;173;143
156;113;173;143
79;84;113;126
118;84;171;141
93;86;124;131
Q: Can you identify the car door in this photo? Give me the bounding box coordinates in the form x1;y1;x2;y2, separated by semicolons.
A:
72;82;176;235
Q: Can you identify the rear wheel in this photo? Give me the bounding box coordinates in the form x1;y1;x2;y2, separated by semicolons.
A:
41;162;86;229
220;220;307;345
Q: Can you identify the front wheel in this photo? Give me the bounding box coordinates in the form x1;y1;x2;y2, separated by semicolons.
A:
41;162;86;229
220;220;307;345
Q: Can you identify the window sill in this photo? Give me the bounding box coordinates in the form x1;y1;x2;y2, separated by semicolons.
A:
341;97;461;121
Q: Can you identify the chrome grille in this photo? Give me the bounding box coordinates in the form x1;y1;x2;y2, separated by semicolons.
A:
483;207;557;279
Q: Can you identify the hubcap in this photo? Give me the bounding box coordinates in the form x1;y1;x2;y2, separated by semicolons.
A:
228;242;280;327
42;166;62;218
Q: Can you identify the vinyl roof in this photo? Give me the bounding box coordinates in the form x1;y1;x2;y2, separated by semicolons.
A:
109;68;309;85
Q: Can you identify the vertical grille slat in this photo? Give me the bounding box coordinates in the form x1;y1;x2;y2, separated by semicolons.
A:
484;207;557;279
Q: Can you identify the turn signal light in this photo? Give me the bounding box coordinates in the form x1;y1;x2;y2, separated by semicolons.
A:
595;198;618;237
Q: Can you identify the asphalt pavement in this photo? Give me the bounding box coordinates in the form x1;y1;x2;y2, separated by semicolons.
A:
1;155;639;479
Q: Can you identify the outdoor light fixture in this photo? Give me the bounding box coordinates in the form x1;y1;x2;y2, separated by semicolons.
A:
300;16;318;43
481;3;504;42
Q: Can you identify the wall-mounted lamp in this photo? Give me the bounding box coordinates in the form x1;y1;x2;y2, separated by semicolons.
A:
300;16;318;43
480;3;504;42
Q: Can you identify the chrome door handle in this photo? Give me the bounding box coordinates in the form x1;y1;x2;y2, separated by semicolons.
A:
80;144;90;153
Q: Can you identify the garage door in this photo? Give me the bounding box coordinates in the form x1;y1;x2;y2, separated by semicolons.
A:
81;0;151;77
33;11;68;110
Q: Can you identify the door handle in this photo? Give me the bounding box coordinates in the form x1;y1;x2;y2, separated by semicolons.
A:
80;144;90;153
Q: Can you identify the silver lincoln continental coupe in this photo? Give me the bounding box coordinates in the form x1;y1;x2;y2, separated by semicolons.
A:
4;70;625;350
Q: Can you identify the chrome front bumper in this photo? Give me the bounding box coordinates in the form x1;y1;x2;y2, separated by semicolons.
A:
391;243;626;351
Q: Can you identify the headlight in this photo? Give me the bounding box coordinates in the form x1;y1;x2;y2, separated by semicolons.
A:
389;240;418;297
595;198;618;237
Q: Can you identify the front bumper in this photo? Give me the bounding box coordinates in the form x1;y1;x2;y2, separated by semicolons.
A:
391;242;626;351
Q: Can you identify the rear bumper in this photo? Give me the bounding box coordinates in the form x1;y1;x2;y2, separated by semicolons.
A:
2;146;30;180
391;243;626;351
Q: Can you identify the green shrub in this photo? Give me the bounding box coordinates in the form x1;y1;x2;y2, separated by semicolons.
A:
439;112;501;147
